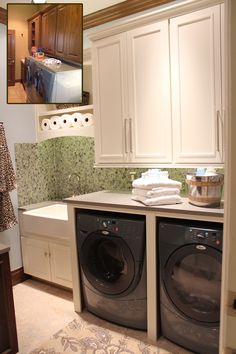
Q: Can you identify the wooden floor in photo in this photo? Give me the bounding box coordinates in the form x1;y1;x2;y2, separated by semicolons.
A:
8;83;27;103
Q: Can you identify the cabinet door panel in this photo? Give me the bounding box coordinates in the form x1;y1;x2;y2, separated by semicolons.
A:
127;21;172;163
21;237;51;281
50;243;72;288
34;16;40;48
170;5;222;163
41;8;56;55
93;34;128;164
41;13;47;51
65;5;82;64
55;5;67;57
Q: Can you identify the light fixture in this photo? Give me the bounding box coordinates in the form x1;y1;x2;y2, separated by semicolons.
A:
31;0;47;3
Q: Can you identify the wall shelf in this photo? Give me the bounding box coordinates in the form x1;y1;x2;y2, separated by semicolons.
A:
35;104;94;142
38;104;93;117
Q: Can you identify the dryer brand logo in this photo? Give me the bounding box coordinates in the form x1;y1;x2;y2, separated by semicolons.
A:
196;245;207;250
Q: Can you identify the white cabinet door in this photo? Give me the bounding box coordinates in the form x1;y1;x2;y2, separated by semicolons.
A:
92;33;129;165
170;5;223;164
50;242;72;288
127;21;172;163
21;237;51;281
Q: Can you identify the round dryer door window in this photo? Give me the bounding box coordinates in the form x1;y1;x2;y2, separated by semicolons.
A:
80;232;135;295
163;244;221;324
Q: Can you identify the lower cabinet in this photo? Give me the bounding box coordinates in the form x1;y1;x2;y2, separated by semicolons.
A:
21;236;72;289
0;250;18;354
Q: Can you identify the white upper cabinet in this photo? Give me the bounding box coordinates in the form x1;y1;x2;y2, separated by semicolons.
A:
91;4;224;167
92;33;128;164
127;21;172;164
92;21;172;166
170;5;223;164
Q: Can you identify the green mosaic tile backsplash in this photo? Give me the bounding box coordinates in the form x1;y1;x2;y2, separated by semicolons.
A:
15;136;197;207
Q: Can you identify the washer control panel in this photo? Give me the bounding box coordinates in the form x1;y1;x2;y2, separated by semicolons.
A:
185;227;222;249
96;217;120;233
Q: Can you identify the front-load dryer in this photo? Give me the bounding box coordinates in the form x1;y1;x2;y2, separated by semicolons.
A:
158;218;223;354
76;209;147;330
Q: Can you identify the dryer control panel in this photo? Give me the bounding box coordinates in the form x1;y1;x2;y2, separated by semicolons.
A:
185;227;222;249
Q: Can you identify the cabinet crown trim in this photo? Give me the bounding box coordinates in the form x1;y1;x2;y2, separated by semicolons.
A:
87;0;223;41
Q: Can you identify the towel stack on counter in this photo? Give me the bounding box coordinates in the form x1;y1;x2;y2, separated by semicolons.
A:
131;169;183;206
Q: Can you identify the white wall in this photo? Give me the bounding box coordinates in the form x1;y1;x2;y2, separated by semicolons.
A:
8;4;39;80
0;23;36;270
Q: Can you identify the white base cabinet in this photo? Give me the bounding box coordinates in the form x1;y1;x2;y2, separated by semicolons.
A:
21;236;72;289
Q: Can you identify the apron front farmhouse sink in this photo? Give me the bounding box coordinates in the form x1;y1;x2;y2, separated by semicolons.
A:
19;202;69;239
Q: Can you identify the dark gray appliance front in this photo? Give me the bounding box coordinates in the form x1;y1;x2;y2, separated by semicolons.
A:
76;209;147;330
158;218;223;354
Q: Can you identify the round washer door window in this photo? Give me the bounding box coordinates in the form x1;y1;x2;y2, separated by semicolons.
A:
163;244;222;324
80;232;135;295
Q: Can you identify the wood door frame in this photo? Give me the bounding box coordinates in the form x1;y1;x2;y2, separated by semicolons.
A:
0;7;6;25
8;29;15;87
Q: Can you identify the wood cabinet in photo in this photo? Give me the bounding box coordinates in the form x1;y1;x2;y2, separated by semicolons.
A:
28;14;41;51
92;21;172;166
21;236;72;288
55;4;82;64
41;7;57;55
0;250;18;354
21;60;26;89
170;5;223;164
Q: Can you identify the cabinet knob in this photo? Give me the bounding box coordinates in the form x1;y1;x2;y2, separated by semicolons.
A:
44;252;48;257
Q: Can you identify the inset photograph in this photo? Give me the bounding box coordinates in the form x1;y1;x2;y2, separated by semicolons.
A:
7;3;83;104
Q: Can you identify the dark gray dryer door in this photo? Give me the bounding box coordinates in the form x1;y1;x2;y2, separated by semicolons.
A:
80;232;135;295
163;244;222;324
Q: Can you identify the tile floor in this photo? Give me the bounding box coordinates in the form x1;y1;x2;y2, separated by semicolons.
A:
13;279;191;354
8;82;27;103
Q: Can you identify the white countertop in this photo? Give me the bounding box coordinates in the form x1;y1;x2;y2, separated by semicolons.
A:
64;190;224;219
26;56;82;73
0;243;10;254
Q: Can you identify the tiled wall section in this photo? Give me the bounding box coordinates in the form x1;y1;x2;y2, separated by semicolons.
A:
15;136;193;207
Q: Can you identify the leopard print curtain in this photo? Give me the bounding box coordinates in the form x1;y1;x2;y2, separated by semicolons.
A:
0;123;17;232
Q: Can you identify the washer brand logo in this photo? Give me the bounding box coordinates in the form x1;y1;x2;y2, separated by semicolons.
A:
102;230;109;235
196;245;206;250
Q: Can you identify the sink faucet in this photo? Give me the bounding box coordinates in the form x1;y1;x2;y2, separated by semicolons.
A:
68;173;80;197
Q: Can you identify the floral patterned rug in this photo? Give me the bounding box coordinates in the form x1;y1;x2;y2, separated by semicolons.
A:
29;318;171;354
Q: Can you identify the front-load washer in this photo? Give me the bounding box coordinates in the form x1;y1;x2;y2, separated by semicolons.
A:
158;218;223;354
76;209;147;330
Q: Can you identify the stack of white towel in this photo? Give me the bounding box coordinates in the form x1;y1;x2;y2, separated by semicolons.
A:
131;170;182;206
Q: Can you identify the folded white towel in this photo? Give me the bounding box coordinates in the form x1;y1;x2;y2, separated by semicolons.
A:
132;188;149;197
132;194;183;206
132;178;182;190
147;187;180;198
132;187;180;198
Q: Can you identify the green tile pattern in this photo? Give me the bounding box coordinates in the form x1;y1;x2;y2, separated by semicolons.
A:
15;140;59;206
15;136;221;206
